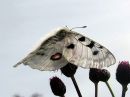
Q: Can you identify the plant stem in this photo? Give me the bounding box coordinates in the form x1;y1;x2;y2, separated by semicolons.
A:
105;82;115;97
71;76;82;97
122;85;127;97
95;83;98;97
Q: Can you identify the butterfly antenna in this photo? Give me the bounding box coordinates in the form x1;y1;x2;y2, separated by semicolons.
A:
70;26;87;31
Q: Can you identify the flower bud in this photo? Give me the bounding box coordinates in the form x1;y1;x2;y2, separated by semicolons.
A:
89;68;110;83
100;69;110;82
89;68;101;83
61;63;77;77
116;61;130;86
50;76;66;96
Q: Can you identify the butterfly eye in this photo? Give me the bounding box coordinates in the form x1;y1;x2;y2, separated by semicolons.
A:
50;53;62;61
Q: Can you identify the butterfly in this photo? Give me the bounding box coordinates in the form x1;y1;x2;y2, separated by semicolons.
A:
14;26;116;71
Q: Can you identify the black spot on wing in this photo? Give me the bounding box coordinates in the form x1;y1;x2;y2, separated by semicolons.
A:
99;46;103;49
78;36;85;41
93;50;99;55
67;44;75;49
86;41;95;48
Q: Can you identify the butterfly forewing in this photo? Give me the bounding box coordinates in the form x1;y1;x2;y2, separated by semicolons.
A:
63;32;116;68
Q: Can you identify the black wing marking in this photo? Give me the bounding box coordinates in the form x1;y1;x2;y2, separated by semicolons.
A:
63;33;116;68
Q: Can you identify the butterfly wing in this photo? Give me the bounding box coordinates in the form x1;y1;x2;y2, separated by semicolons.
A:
14;27;116;71
14;33;68;71
63;32;116;68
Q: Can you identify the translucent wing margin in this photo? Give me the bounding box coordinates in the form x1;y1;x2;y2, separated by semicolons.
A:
14;39;68;71
63;33;116;68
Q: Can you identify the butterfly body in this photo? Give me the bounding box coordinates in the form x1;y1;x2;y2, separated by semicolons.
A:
14;27;116;71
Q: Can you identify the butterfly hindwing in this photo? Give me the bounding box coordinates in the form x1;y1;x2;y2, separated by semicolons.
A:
63;32;116;68
14;33;68;71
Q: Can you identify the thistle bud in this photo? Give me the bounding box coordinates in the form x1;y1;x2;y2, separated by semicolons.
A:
89;68;101;83
50;76;66;96
60;63;77;77
100;69;110;82
89;68;110;83
116;61;130;86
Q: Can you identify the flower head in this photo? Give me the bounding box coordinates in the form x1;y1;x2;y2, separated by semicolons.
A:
50;76;66;96
89;68;110;83
89;68;101;83
100;69;110;82
61;63;77;77
116;61;130;86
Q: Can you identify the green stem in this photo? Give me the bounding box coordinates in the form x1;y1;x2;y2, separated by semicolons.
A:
105;81;115;97
122;85;127;97
71;76;82;97
95;83;98;97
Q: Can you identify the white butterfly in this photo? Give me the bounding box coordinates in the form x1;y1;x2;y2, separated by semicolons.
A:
14;26;116;71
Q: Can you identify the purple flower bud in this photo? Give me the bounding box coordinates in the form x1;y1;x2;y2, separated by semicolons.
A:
116;61;130;86
50;76;66;96
61;63;77;77
100;69;110;82
89;68;101;83
89;68;110;83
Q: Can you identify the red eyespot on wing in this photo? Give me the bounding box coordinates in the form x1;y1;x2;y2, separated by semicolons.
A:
50;53;62;61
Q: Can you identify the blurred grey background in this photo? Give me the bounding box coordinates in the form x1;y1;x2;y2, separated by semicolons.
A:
0;0;130;97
